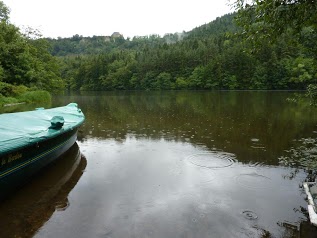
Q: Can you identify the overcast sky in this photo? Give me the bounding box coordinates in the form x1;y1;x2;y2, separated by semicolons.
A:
3;0;232;38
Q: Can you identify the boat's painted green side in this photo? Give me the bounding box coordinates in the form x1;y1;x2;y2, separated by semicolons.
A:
0;143;87;238
0;103;85;200
0;129;78;200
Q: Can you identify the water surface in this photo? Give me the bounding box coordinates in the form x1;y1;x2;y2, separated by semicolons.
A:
2;91;317;237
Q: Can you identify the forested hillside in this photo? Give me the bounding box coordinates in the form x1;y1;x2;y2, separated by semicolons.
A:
49;13;316;91
1;0;316;94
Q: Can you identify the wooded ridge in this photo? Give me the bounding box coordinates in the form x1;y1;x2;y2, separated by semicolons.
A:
48;13;316;91
1;0;316;97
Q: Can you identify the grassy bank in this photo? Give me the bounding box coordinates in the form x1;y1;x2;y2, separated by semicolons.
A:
0;82;51;107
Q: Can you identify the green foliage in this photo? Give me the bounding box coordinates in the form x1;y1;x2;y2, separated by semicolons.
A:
189;66;205;89
155;72;173;90
1;0;316;95
279;138;317;169
0;82;51;106
0;95;18;107
0;1;64;92
0;82;27;97
232;0;317;40
175;77;188;89
0;82;14;97
12;85;28;96
0;1;62;108
44;11;316;93
0;81;51;106
232;0;317;103
223;75;238;90
0;1;9;22
19;90;51;103
282;57;315;90
306;84;317;106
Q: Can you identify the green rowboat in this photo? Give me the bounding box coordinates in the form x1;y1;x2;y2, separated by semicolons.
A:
0;103;85;200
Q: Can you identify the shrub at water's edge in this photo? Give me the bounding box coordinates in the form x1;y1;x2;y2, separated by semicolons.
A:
0;82;51;107
0;91;51;107
0;96;19;107
19;91;52;104
0;0;64;108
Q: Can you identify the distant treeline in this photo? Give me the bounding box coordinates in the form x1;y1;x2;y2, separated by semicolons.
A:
48;13;317;91
1;0;316;95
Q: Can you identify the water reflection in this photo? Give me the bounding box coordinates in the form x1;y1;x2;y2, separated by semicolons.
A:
4;91;317;237
0;143;87;238
44;91;317;237
36;137;311;238
54;91;317;166
279;137;317;170
0;101;52;114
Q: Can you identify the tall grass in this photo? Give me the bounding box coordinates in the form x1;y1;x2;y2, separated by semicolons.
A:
0;96;19;107
0;82;52;107
19;91;52;103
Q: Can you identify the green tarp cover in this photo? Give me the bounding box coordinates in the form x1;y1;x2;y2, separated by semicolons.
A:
0;103;85;156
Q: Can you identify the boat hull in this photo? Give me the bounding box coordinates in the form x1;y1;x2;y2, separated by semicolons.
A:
0;128;79;200
0;143;87;238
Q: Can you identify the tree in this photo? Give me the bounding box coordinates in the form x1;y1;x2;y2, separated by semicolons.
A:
232;0;317;40
232;0;317;103
189;66;205;89
0;1;9;22
156;72;173;90
284;57;316;89
0;1;64;91
49;8;315;92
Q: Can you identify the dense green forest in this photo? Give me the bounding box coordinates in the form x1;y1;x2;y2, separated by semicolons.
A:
48;12;317;91
0;0;316;97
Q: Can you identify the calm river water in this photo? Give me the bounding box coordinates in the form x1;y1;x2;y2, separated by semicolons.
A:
1;91;317;238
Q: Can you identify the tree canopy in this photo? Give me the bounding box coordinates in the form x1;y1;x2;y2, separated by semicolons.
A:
1;0;316;96
0;0;64;94
0;1;9;22
232;0;317;39
48;12;316;92
231;0;317;103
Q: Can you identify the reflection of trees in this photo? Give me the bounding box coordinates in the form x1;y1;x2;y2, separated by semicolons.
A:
277;137;317;236
279;138;317;170
278;136;317;188
54;91;317;166
257;221;298;238
257;213;317;237
0;101;52;113
51;91;317;237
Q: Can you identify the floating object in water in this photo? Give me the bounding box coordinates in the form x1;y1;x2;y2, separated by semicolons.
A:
303;182;317;226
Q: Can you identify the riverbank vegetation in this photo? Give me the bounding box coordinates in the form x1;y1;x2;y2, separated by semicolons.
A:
232;0;317;103
0;1;62;107
0;0;316;102
0;82;51;106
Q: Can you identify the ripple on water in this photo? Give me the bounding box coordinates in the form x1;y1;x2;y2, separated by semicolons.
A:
242;210;258;220
186;152;237;169
235;173;272;190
